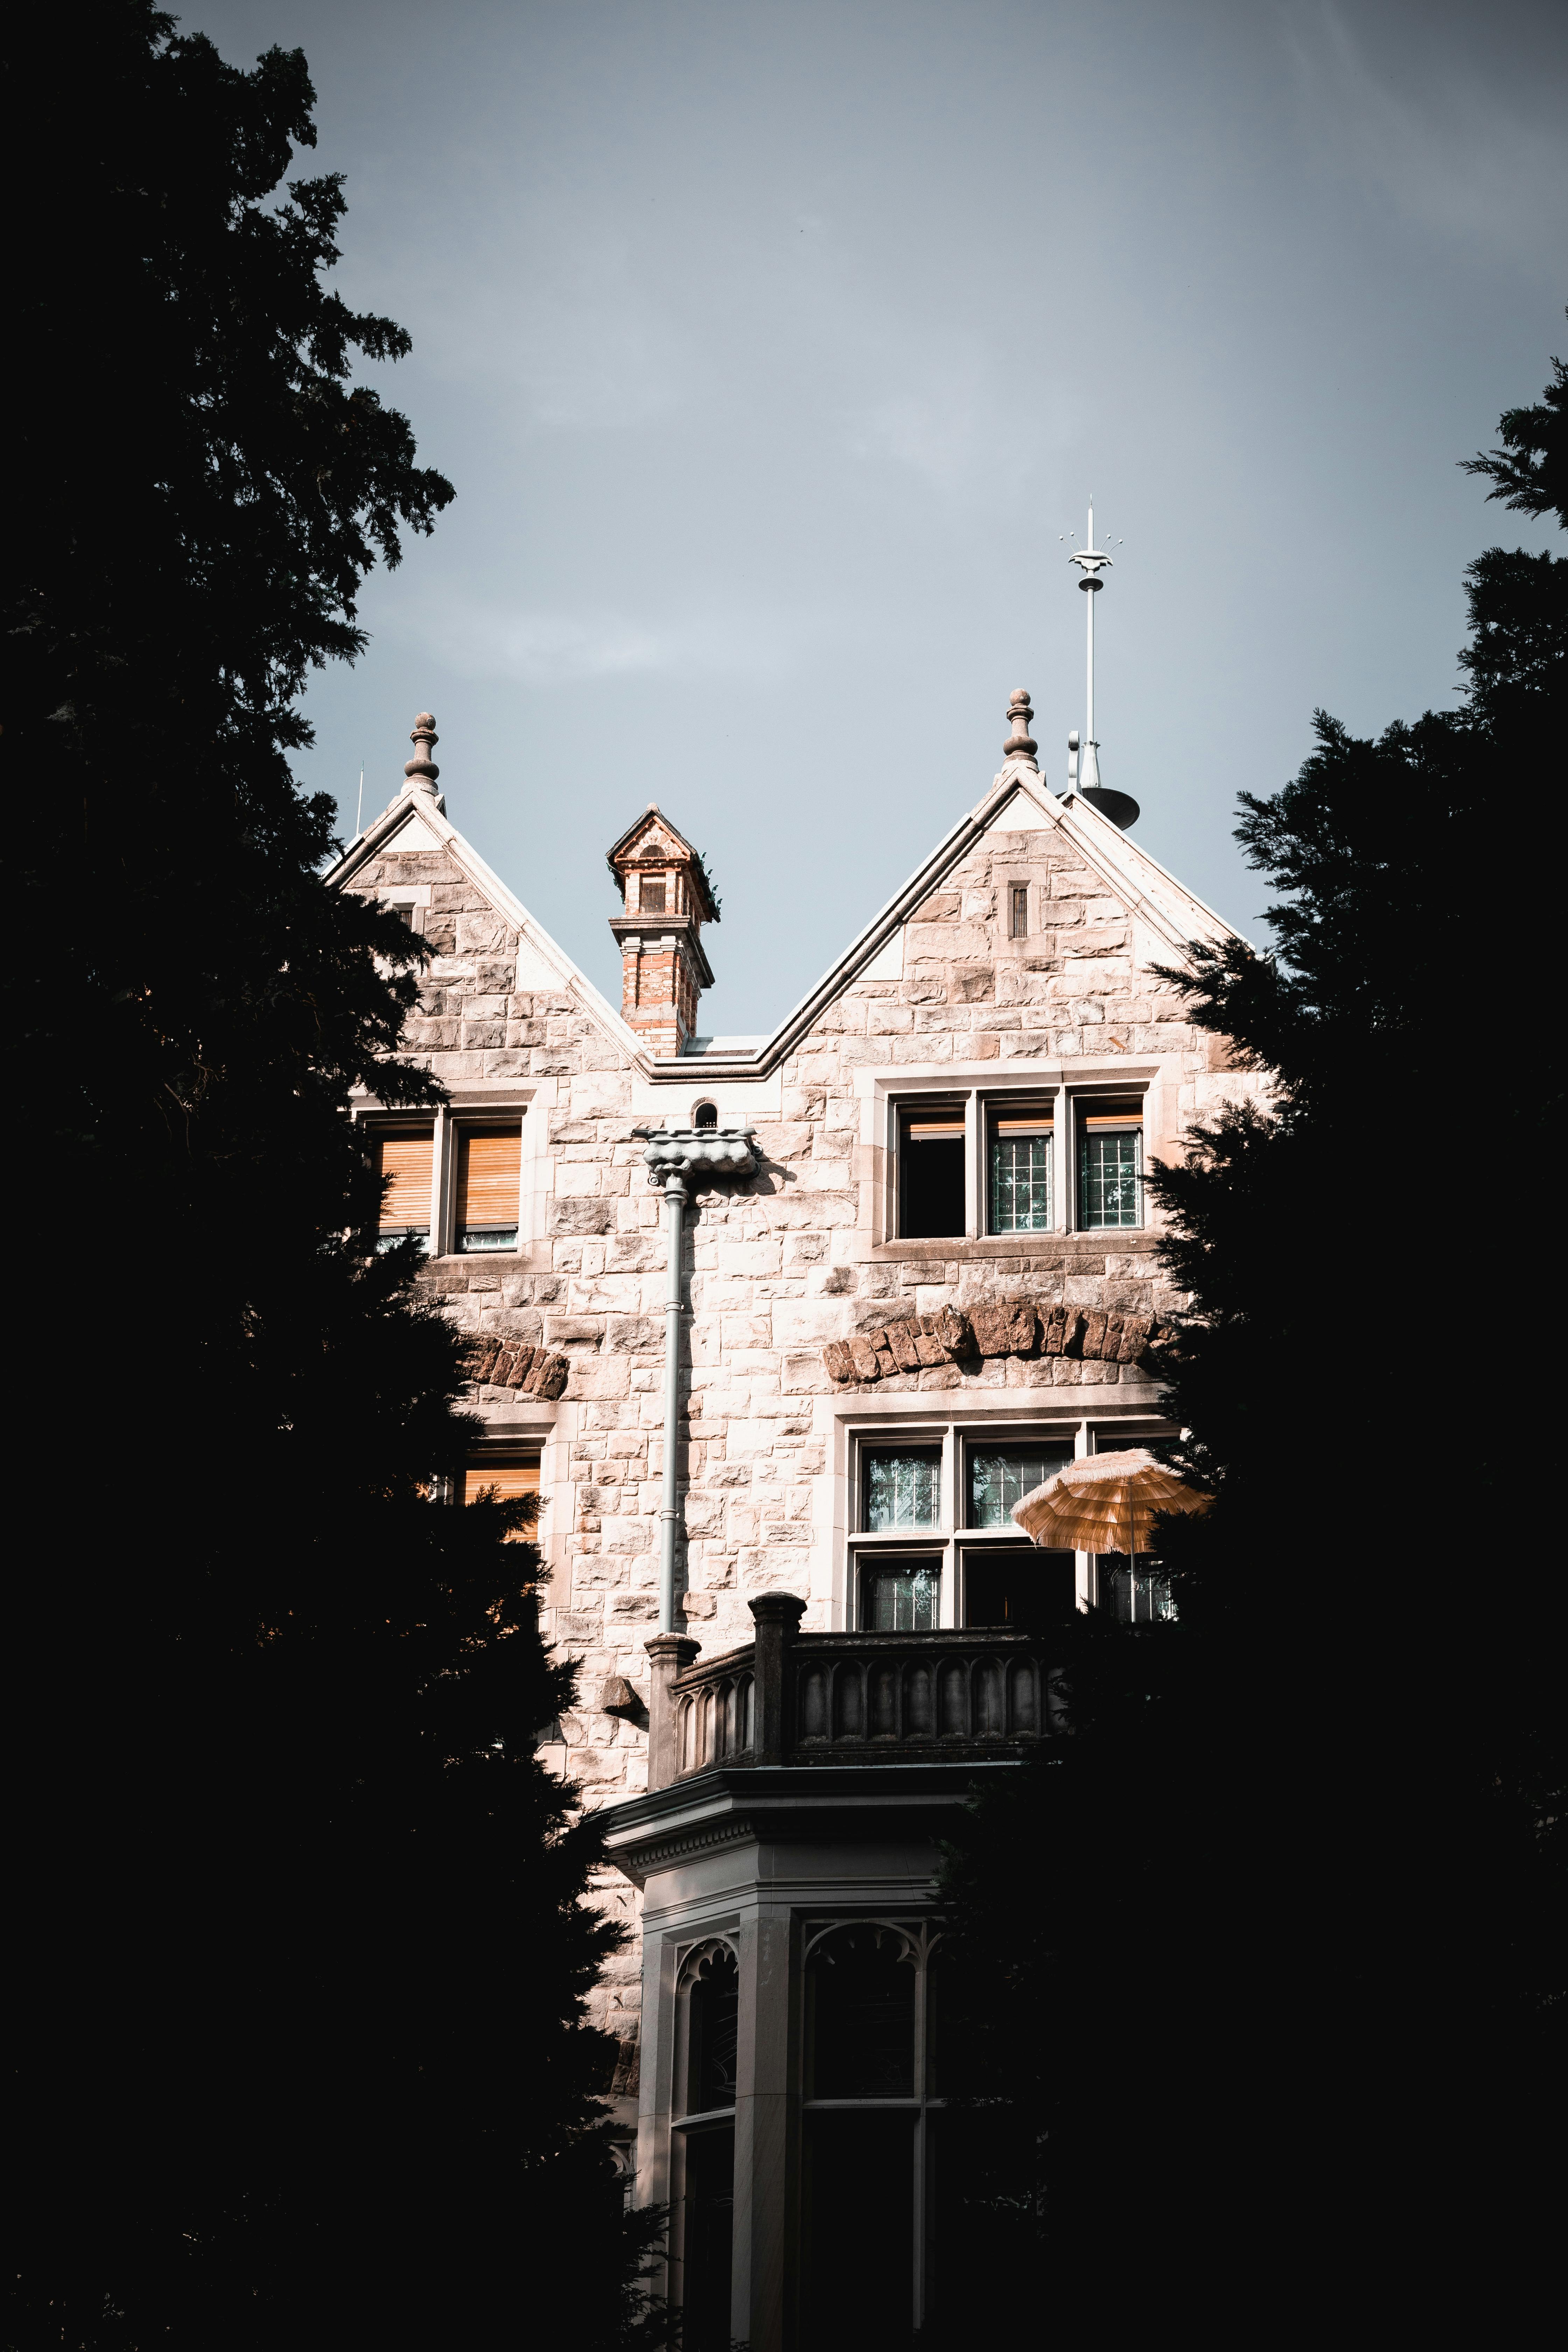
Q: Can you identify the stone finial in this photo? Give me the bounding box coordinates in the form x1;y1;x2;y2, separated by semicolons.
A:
404;712;440;791
1002;689;1038;769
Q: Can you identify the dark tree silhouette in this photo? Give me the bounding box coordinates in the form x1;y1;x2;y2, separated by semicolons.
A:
7;7;660;2342
934;350;1566;2337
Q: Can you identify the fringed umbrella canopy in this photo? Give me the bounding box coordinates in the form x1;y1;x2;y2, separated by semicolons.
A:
1010;1448;1212;1554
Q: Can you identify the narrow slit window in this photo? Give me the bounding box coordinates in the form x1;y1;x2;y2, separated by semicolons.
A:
897;1107;966;1238
1009;884;1028;938
455;1124;522;1253
988;1105;1053;1233
374;1127;433;1251
1077;1100;1143;1230
640;874;666;913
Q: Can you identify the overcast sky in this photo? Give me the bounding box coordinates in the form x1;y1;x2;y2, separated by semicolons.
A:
196;0;1565;1036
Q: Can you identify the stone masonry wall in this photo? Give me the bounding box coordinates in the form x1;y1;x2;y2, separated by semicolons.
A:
346;799;1264;2113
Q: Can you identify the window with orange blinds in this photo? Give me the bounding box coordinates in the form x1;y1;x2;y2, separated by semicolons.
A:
375;1127;433;1247
460;1454;540;1538
456;1124;522;1252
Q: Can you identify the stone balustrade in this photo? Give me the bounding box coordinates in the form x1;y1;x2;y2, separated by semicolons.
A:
646;1591;1060;1788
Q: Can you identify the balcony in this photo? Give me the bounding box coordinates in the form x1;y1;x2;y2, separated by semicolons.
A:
647;1594;1060;1789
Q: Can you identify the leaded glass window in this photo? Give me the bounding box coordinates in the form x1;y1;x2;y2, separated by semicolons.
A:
863;1449;941;1531
989;1109;1053;1232
1099;1559;1178;1624
1077;1108;1142;1228
967;1441;1074;1526
860;1564;939;1631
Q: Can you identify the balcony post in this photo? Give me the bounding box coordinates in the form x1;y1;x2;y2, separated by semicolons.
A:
644;1631;700;1791
747;1592;806;1765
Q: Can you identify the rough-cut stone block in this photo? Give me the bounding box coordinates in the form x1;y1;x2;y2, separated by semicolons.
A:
523;1352;569;1400
822;1339;855;1384
1060;1307;1086;1355
919;1304;973;1360
550;1198;614;1236
847;1334;883;1381
872;1345;899;1378
913;1330;948;1366
1118;1312;1154;1362
886;1321;922;1372
1101;1311;1126;1362
1081;1310;1108;1360
463;1337;501;1383
503;1346;538;1389
1040;1304;1067;1355
970;1300;1038;1357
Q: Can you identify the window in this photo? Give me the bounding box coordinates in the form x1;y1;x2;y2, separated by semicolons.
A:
1077;1098;1143;1229
860;1561;939;1631
802;1924;939;2342
1098;1556;1177;1624
373;1126;433;1251
693;1101;718;1130
392;902;415;927
897;1106;966;1239
967;1440;1073;1526
687;1946;739;2115
640;874;667;913
677;1943;738;2352
459;1450;540;1539
863;1448;941;1531
987;1105;1054;1233
961;1546;1074;1630
1009;883;1028;938
455;1122;522;1252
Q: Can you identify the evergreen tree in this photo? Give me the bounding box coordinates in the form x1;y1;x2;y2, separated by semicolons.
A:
7;7;659;2341
934;343;1566;2334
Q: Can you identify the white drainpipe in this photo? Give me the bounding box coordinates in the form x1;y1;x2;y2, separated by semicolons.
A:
634;1125;757;1633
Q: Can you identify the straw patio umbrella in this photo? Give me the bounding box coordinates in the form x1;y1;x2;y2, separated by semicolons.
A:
1010;1449;1212;1612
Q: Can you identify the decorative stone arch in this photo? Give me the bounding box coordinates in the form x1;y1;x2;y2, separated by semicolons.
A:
674;1937;742;2125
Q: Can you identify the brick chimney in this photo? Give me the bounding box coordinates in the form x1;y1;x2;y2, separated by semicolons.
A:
606;805;719;1055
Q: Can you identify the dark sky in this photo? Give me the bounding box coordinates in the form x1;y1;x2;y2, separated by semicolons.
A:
196;0;1565;1035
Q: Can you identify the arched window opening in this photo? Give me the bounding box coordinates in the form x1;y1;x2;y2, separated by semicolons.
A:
805;1924;916;2099
693;1101;719;1130
687;1945;740;2114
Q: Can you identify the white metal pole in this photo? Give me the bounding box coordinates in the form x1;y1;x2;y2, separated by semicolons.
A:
1085;573;1095;752
658;1174;688;1631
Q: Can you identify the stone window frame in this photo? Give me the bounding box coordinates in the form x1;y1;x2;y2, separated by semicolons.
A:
877;1074;1156;1248
351;1090;539;1263
841;1412;1179;1626
375;881;430;934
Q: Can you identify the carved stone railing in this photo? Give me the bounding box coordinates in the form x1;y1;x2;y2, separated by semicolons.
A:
646;1592;1058;1788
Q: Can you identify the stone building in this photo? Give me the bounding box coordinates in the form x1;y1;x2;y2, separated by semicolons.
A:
328;693;1257;2349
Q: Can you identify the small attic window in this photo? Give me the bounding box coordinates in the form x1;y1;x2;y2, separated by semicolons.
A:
640;875;667;914
693;1102;718;1130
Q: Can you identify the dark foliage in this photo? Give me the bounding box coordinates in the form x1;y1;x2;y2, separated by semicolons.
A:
933;355;1566;2333
6;7;659;2343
